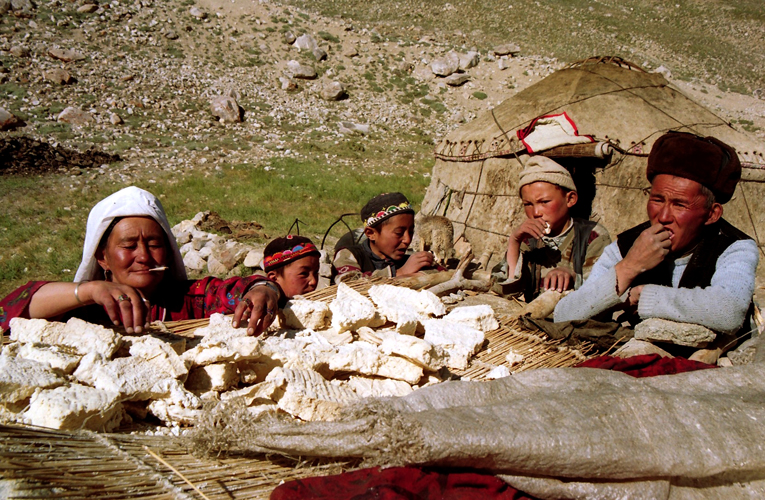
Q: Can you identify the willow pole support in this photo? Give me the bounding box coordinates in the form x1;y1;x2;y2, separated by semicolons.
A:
426;251;493;296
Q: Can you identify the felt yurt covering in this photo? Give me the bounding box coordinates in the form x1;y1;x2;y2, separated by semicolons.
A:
421;56;765;292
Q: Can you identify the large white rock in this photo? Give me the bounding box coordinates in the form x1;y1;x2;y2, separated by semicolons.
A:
0;354;67;403
282;299;331;330
443;305;499;332
10;317;122;358
24;383;124;431
267;367;358;421
423;318;485;370
328;341;424;384
329;283;378;332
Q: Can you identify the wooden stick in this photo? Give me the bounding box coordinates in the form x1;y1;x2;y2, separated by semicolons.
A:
143;446;213;500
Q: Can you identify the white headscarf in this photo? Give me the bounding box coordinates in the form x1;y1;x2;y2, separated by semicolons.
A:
74;186;187;282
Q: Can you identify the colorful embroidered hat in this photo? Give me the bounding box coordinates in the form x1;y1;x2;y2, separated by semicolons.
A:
263;235;320;272
647;131;741;204
360;192;414;228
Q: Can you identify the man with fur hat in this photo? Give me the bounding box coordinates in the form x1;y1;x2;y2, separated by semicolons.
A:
492;156;611;302
555;131;759;337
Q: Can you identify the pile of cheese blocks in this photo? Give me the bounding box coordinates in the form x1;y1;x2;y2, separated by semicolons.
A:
0;283;500;431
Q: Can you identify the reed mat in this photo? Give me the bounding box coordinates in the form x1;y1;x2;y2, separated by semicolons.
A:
0;423;356;499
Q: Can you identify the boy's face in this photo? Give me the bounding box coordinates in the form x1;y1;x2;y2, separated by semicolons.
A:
520;181;578;236
268;255;320;298
365;213;415;261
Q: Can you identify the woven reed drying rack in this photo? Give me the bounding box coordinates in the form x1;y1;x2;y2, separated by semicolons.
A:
0;278;592;499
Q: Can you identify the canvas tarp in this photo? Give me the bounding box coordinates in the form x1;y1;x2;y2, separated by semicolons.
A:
191;363;765;499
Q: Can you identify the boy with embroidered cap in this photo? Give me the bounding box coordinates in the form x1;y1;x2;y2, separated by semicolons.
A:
263;235;321;299
333;192;434;283
492;156;611;302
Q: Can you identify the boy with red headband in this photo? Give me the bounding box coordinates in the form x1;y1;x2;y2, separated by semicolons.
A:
263;235;321;299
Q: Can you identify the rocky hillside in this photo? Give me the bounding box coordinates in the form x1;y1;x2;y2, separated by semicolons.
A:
2;0;763;182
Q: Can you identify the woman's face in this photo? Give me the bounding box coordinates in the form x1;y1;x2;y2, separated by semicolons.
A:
96;216;169;295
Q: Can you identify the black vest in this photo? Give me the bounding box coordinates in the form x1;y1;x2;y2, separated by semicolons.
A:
616;218;752;289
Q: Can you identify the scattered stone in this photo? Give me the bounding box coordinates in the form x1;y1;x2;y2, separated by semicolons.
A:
189;6;206;19
634;318;717;347
279;76;298;91
0;107;21;130
77;3;98;13
243;249;264;268
498;58;512;70
48;47;86;62
209;95;242;123
321;80;346;101
459;51;480;70
312;47;328;62
57;106;93;125
338;121;369;134
109;112;123;125
293;33;318;51
445;73;470;86
430;50;460;77
0;0;10;15
165;30;179;40
8;0;34;15
183;249;206;272
493;43;520;56
9;46;30;58
653;65;672;79
286;60;317;79
344;46;359;57
43;68;73;85
283;31;296;44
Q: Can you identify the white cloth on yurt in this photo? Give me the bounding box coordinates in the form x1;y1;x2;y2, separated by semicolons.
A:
516;112;594;153
74;186;186;282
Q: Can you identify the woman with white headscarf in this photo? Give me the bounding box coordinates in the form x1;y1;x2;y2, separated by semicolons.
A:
0;186;280;336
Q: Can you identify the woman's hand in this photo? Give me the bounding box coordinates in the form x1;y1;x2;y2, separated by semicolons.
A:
542;267;575;293
398;251;435;277
79;281;149;334
232;283;280;336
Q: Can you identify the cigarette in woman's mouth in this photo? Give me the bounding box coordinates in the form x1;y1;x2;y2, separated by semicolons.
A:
148;266;168;272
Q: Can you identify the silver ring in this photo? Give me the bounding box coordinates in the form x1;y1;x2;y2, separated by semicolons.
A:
266;308;275;316
117;294;131;302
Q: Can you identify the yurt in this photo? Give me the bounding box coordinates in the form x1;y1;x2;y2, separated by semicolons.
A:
420;56;765;293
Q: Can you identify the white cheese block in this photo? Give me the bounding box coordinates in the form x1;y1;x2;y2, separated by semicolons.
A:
14;343;82;374
127;335;188;380
423;319;485;370
348;376;413;398
186;362;239;392
328;341;424;384
486;365;511;379
0;354;67;403
147;399;204;426
377;330;447;371
368;284;446;317
329;283;378;332
221;380;279;406
24;383;124;431
73;352;198;405
181;336;261;367
506;351;524;367
282;299;331;330
10;316;123;358
267;367;359;421
443;304;499;332
192;313;249;343
259;335;336;373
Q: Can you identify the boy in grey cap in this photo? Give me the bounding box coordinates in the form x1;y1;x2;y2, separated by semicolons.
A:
492;156;611;303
